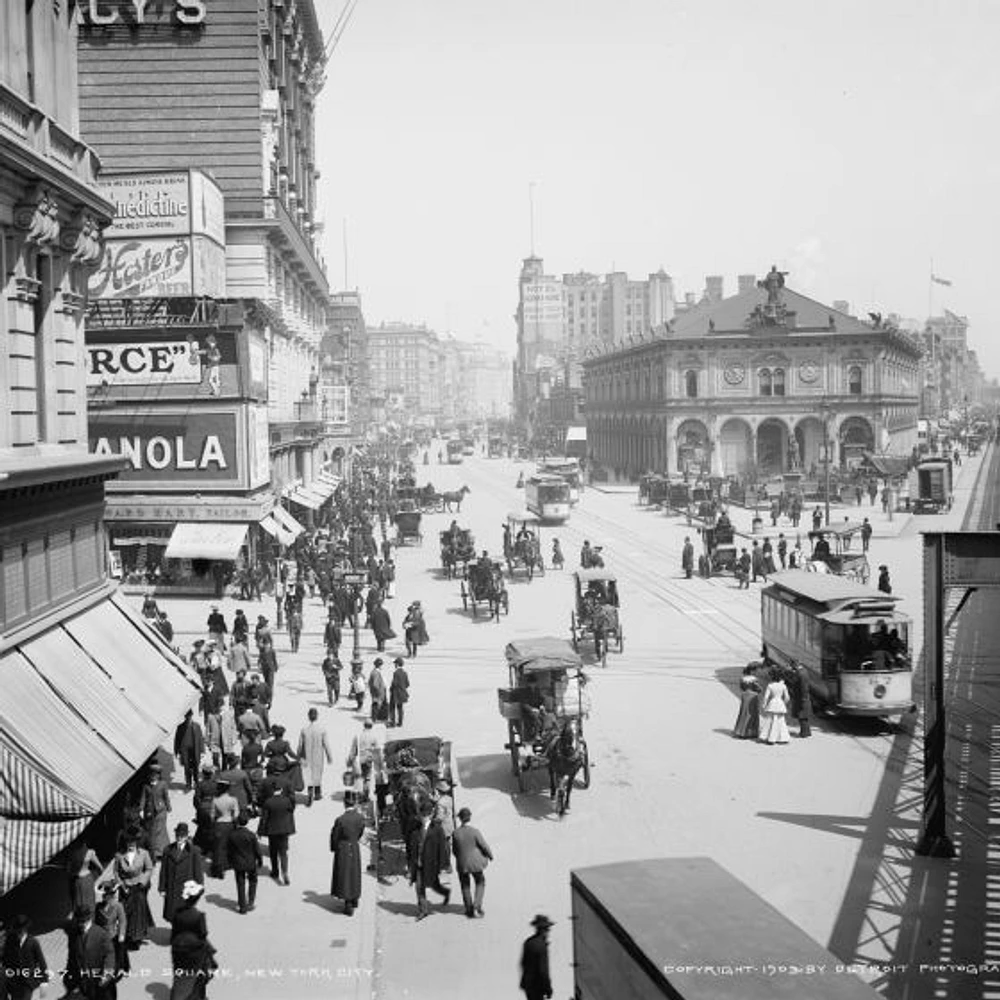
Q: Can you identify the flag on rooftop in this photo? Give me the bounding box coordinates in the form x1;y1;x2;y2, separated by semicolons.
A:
931;274;952;287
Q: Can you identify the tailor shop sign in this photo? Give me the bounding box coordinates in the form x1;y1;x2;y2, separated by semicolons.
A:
89;235;226;299
90;410;242;488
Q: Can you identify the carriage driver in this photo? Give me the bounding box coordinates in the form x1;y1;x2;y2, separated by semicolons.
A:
448;519;461;542
477;550;493;576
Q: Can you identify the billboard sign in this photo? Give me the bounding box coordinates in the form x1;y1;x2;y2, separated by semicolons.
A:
90;408;243;489
88;235;226;300
247;405;270;489
87;340;199;387
100;170;224;242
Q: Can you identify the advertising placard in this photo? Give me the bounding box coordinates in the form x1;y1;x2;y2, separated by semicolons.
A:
190;171;226;245
90;408;243;489
89;235;226;300
192;235;227;297
87;340;200;387
247;405;271;489
101;173;191;239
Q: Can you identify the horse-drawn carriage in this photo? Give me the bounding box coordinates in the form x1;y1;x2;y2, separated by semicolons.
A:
374;736;457;879
638;474;670;507
394;509;423;546
498;637;591;814
461;559;509;620
570;569;623;666
697;516;738;577
805;525;870;584
503;511;546;581
440;527;475;579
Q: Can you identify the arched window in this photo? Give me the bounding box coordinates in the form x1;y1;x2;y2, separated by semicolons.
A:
759;368;773;396
848;365;862;394
773;368;786;396
685;370;698;398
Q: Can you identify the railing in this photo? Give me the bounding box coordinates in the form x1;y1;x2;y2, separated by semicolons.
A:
0;81;102;191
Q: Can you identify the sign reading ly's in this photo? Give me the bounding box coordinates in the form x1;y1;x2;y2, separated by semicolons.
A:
81;1;206;26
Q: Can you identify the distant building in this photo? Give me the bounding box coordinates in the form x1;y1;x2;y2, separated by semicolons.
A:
582;269;922;478
367;322;443;423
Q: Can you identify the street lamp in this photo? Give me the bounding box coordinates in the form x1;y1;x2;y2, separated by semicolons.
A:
820;402;833;528
338;568;367;676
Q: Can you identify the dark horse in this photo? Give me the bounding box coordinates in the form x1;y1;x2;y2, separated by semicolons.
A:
545;719;586;816
394;769;435;871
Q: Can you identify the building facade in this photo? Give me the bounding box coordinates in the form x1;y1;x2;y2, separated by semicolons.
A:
0;1;199;898
367;322;443;424
583;270;922;479
77;0;337;575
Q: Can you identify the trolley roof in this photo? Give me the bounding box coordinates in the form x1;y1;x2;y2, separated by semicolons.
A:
574;568;618;583
505;636;583;674
764;570;901;607
506;510;542;525
807;523;870;539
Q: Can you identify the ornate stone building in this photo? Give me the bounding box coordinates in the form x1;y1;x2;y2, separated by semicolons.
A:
582;269;922;479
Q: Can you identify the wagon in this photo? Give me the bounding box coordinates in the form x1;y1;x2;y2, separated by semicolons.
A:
697;517;738;577
503;511;545;581
461;559;509;620
638;474;670;507
373;736;457;879
394;509;423;546
805;524;870;584
498;637;591;812
440;527;475;579
570;569;623;666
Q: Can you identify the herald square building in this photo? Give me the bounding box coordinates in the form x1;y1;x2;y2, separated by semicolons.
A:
75;0;350;591
581;268;923;480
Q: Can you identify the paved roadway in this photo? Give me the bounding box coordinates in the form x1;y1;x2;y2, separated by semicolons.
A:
103;442;989;1000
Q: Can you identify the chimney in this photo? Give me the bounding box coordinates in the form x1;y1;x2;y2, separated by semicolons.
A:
738;274;756;293
705;275;724;303
832;299;850;316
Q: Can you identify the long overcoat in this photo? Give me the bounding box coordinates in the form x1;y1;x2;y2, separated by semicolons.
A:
158;842;204;922
370;605;395;644
330;808;366;900
297;722;332;786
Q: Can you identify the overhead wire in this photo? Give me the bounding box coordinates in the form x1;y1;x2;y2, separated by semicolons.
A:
324;0;360;61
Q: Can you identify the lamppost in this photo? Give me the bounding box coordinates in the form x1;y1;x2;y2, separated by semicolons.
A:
820;402;833;527
334;567;367;676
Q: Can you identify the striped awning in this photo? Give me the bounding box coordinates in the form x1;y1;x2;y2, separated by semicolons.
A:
259;514;295;547
289;487;323;510
0;594;201;895
270;505;304;540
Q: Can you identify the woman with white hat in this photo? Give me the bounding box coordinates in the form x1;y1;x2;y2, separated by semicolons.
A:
169;880;217;1000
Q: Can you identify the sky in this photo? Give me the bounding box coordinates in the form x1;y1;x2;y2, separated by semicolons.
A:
313;0;1000;376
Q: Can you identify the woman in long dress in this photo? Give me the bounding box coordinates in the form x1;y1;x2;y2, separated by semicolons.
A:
732;663;762;739
140;764;171;862
170;882;217;1000
759;668;791;745
113;828;154;949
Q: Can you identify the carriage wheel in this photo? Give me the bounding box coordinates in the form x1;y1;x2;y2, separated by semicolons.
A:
576;741;591;789
527;561;534;582
617;627;624;653
570;612;578;650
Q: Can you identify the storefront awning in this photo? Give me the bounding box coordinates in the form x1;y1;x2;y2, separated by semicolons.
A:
317;472;341;487
259;514;296;547
270;505;304;540
0;593;201;895
289;487;323;510
164;522;248;560
306;479;335;500
863;452;910;478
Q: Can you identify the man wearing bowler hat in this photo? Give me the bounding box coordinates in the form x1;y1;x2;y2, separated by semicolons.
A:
520;914;554;1000
158;823;204;922
389;656;410;727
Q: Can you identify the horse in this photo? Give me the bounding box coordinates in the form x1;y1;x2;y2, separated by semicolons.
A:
545;719;586;816
392;769;435;870
440;485;470;512
468;562;507;622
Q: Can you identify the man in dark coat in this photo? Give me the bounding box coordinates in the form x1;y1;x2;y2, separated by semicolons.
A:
228;814;263;914
1;914;48;1000
158;823;204;922
389;657;410;728
368;659;388;723
330;794;366;915
750;541;765;583
324;610;342;658
207;604;228;651
793;661;813;738
71;906;116;1000
410;817;450;920
173;709;204;792
520;914;554;1000
370;600;394;653
452;807;493;918
681;536;694;579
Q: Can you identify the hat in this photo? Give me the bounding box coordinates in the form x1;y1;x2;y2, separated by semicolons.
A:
436;779;450;793
258;615;268;623
148;763;162;774
73;905;94;923
193;639;205;648
100;881;120;897
215;778;230;790
211;604;219;610
393;657;404;667
879;564;888;570
343;789;357;806
457;807;471;822
174;822;190;836
205;639;216;647
181;880;204;902
373;658;383;668
531;914;554;930
8;914;31;932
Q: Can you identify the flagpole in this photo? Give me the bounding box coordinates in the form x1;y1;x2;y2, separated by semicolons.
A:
928;259;936;418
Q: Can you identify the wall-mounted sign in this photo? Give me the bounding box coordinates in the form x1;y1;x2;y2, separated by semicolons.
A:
247;405;270;489
87;340;199;387
90;409;241;488
101;170;223;242
80;1;206;28
106;499;273;523
88;235;226;299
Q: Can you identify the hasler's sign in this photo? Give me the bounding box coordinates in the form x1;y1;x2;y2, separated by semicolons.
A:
87;341;200;387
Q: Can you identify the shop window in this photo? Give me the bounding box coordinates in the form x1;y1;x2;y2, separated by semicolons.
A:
773;368;786;396
849;366;863;394
685;370;698;398
759;368;772;396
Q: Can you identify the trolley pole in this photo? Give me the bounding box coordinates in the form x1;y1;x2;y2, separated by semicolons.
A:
821;403;833;528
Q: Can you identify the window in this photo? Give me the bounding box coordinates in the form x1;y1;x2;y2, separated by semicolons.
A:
848;365;862;394
759;368;772;396
773;368;786;396
685;370;698;398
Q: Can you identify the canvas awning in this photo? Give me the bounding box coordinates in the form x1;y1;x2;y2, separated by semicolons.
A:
0;593;201;894
270;505;304;539
305;479;335;501
317;472;341;487
258;514;295;547
164;521;248;560
288;487;323;510
863;452;910;478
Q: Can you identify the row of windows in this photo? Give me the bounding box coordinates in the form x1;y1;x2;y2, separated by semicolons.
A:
763;597;822;649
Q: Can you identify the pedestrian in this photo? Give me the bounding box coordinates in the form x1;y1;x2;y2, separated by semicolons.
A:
67;839;104;916
140;763;171;863
860;517;872;553
551;538;564;570
174;709;204;793
681;536;694;579
324;609;342;658
346;720;381;800
370;599;395;653
297;707;333;806
69;905;116;1000
452;807;493;919
732;662;762;740
228;635;253;674
254;614;272;652
258;637;278;700
288;604;303;653
410;815;451;921
321;651;343;706
384;557;397;599
790;538;803;569
735;548;750;589
793;661;813;738
758;667;791;745
368;658;388;722
349;662;366;710
158;823;204;923
520;914;554;1000
209;779;239;879
855;484;863;506
868;479;878;506
402;600;429;657
227;814;263;914
95;881;128;979
389;656;410;727
777;533;788;569
1;914;48;1000
206;604;228;652
769;497;779;527
579;540;593;568
878;564;892;594
232;607;249;645
812;506;823;532
258;780;295;885
111;827;154;951
169;881;217;1000
750;541;764;583
329;791;366;916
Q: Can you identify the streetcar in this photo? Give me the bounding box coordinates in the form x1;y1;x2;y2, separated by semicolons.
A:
761;571;915;718
446;439;464;464
537;456;583;504
524;474;572;523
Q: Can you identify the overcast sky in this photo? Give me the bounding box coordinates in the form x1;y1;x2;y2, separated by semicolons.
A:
314;0;1000;375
